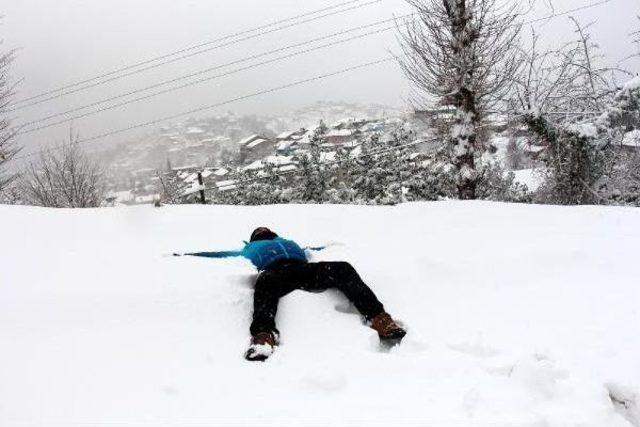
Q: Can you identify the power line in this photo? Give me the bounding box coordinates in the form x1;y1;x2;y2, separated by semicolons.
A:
18;15;413;133
522;0;612;26
7;0;367;107
14;0;610;119
7;0;381;111
13;0;613;160
13;57;396;161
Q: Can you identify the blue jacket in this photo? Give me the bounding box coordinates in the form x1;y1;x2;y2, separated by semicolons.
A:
186;237;320;271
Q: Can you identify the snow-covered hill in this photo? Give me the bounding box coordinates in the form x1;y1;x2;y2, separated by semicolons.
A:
1;202;639;427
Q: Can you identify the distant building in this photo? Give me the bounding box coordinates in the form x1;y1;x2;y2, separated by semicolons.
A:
237;134;275;164
326;129;359;145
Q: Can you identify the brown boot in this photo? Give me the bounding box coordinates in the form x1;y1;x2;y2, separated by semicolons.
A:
370;312;406;341
245;331;277;362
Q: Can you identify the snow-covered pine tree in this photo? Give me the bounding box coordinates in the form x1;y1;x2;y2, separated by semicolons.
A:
354;127;413;205
397;0;521;199
294;121;330;203
325;145;357;204
595;76;640;205
242;162;290;205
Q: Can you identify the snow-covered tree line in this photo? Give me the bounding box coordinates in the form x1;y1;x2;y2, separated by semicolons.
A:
204;122;529;206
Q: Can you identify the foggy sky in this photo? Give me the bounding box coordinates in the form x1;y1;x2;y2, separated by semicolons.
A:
2;0;639;154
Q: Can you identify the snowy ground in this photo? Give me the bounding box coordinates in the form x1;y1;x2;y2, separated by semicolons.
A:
1;202;640;427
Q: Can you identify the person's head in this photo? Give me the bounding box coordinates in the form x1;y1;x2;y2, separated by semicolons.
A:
250;227;278;242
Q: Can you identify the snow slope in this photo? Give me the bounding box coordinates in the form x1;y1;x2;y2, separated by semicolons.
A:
1;202;640;427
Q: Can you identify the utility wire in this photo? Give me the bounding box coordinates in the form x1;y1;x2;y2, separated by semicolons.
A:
522;0;612;26
13;0;613;161
14;0;609;118
7;0;381;111
15;0;609;124
13;57;395;161
18;15;413;132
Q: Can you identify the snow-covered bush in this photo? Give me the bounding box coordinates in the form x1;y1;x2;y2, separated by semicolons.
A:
524;115;605;205
476;161;532;203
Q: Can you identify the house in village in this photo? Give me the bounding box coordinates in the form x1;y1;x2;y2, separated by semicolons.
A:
275;129;306;156
325;128;359;145
237;134;276;164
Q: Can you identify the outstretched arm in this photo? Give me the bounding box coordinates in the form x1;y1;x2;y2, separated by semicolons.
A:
175;250;243;258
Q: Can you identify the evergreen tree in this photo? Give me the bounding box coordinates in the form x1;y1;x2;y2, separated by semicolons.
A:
294;121;330;203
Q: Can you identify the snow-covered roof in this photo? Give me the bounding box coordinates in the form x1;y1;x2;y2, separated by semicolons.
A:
242;156;294;171
216;180;236;188
246;138;268;149
243;160;265;171
277;140;296;151
237;134;261;146
184;173;199;183
264;155;294;166
326;129;353;138
200;169;214;179
276;131;295;140
186;127;205;134
214;168;229;176
360;122;384;132
278;164;297;172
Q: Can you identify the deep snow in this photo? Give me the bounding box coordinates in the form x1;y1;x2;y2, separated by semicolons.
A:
1;201;639;427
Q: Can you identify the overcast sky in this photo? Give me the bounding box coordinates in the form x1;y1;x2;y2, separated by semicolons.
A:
2;0;639;153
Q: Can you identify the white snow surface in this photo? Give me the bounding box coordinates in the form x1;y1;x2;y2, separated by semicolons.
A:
511;168;545;192
623;130;640;147
1;202;640;427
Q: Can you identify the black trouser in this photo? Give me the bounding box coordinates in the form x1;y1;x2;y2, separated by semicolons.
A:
250;261;385;336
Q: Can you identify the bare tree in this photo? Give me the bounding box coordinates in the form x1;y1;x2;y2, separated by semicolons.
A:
513;19;640;205
155;162;184;205
397;0;522;199
512;21;615;118
0;33;20;196
20;133;105;207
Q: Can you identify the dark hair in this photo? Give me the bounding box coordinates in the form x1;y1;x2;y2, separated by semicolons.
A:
250;227;278;242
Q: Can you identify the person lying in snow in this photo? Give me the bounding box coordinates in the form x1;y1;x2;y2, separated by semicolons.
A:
175;227;406;361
